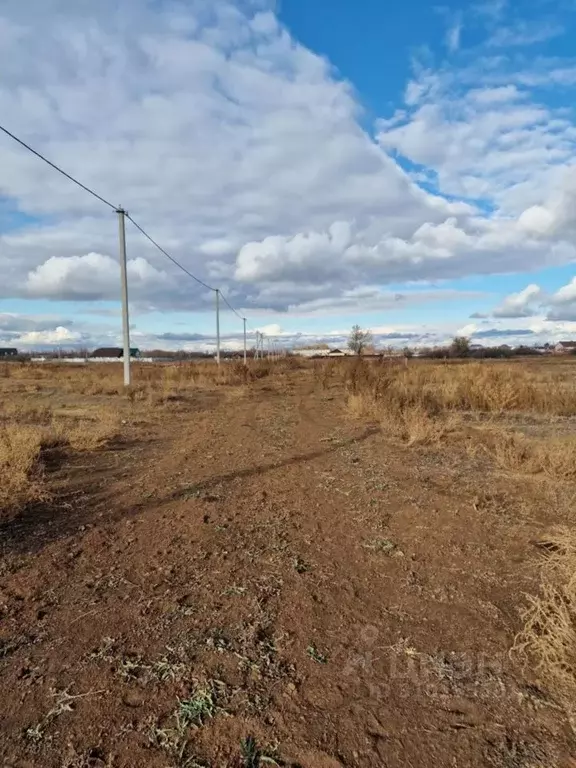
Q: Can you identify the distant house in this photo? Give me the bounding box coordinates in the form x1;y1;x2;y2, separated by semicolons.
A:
294;347;352;358
554;341;576;355
91;347;140;359
0;348;18;358
293;347;330;358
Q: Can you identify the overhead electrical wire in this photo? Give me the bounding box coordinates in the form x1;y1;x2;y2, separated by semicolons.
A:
0;122;249;323
219;290;244;321
0;123;117;211
126;213;215;293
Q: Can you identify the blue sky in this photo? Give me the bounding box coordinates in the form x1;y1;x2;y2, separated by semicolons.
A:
1;0;576;350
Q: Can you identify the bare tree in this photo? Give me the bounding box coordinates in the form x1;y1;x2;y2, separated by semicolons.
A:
347;325;373;355
450;336;471;358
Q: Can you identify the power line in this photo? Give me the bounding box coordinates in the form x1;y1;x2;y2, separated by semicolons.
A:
0;123;117;211
219;290;244;321
0;123;251;326
126;213;215;293
127;215;247;321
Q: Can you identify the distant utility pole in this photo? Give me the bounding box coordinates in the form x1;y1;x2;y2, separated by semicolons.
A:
116;207;131;387
215;288;221;365
243;318;247;364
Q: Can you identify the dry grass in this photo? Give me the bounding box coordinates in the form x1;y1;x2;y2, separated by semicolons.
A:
484;430;576;479
513;528;576;725
338;357;576;416
347;392;457;445
341;357;576;723
0;424;57;512
0;359;289;518
341;358;576;477
0;409;122;516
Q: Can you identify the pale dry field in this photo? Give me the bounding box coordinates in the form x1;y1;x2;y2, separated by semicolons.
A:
1;356;576;767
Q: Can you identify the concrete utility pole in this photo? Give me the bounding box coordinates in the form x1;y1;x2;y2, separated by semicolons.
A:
116;207;131;387
215;289;221;365
243;318;247;364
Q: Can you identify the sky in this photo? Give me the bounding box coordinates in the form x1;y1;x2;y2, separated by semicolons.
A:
1;0;576;351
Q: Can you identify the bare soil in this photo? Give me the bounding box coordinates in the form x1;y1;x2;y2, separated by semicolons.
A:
1;367;574;767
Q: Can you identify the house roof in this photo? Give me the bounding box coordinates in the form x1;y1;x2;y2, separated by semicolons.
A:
557;341;576;348
91;347;140;358
91;347;123;357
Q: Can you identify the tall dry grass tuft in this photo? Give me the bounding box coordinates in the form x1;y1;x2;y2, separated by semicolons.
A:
513;528;576;726
53;409;121;451
347;392;455;445
0;424;58;512
479;429;576;480
344;359;576;466
341;359;576;416
0;399;121;515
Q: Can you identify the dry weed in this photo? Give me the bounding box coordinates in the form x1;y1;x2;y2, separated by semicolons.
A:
513;528;576;725
486;430;576;479
348;393;455;445
342;359;576;416
0;423;58;512
55;409;121;451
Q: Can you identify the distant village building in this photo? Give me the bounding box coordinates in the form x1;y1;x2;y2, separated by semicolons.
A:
293;347;352;358
554;341;576;355
293;347;330;358
91;347;140;359
0;348;18;358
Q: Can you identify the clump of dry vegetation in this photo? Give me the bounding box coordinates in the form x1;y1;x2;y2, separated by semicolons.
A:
347;392;456;445
339;358;576;477
513;528;576;725
339;357;576;416
0;410;121;517
0;358;291;518
481;429;576;480
0;423;57;512
339;355;576;719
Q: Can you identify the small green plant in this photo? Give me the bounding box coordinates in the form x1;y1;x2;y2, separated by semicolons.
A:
240;736;282;767
148;686;221;766
307;644;328;664
224;584;247;596
241;736;261;767
177;688;216;728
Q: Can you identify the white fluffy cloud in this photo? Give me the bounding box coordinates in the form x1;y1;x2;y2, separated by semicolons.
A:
0;0;576;319
482;276;576;324
552;277;576;305
25;252;169;301
546;277;576;321
14;326;82;346
492;284;543;318
378;73;576;217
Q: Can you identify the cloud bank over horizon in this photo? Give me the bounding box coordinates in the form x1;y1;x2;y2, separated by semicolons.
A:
1;0;576;348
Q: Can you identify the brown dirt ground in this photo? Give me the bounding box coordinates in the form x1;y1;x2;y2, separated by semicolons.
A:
1;367;575;767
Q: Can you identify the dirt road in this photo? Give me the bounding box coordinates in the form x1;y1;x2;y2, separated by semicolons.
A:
0;369;573;767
